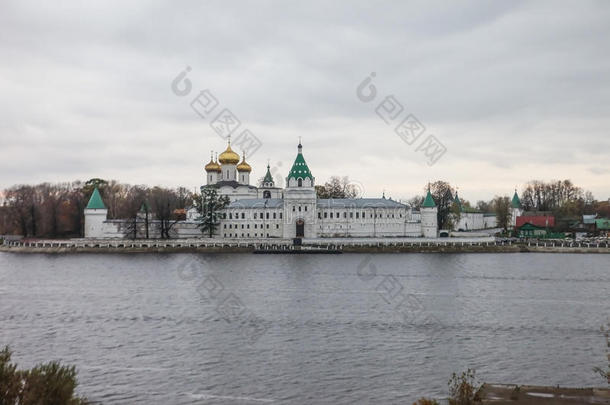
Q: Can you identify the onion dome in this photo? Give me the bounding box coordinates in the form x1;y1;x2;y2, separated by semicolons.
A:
204;152;221;172
237;152;252;172
218;141;240;165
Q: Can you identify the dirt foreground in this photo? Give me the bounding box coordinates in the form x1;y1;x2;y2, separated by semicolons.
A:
479;384;610;404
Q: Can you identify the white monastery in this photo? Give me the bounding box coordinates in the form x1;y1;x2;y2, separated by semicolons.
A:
84;140;509;239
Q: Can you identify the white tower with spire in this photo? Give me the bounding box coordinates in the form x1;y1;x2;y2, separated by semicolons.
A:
421;187;438;238
257;162;283;199
84;187;109;238
510;189;523;229
282;140;317;239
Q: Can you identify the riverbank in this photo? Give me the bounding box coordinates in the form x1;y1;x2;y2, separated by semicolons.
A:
1;238;609;254
479;383;610;404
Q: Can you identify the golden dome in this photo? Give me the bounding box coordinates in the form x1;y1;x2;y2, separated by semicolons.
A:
204;155;221;172
237;152;252;172
204;151;221;172
218;142;240;165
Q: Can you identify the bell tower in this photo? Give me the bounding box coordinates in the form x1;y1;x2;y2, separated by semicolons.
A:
283;140;316;239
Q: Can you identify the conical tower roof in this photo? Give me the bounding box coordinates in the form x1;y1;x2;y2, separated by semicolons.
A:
263;163;274;185
511;190;521;208
422;188;436;208
454;191;463;211
86;187;106;210
288;141;313;182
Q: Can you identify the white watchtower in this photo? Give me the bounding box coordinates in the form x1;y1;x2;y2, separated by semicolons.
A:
84;187;108;238
421;188;438;238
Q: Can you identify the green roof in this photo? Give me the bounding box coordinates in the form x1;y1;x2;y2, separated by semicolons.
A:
519;222;544;230
288;145;313;182
139;201;150;212
511;191;521;208
596;218;610;230
263;164;274;185
454;193;463;211
86;187;106;210
422;190;436;208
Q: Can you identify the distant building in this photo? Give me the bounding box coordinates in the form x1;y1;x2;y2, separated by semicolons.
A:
517;223;548;238
516;213;555;229
574;214;598;233
451;192;496;231
583;214;597;225
595;218;610;237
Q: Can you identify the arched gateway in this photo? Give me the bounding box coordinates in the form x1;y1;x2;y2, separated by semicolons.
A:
296;219;305;238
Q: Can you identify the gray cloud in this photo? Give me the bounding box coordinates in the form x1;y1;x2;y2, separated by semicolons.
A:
0;0;609;202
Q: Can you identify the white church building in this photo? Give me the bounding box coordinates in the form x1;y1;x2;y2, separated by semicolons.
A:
84;140;439;239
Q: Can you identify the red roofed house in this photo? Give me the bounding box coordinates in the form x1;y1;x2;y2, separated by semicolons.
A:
516;213;555;229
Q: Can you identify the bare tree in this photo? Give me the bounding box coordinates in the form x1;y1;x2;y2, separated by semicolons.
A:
122;186;149;239
493;196;511;232
476;200;492;212
408;195;424;210
427;181;456;230
5;186;37;237
315;176;359;199
149;187;181;239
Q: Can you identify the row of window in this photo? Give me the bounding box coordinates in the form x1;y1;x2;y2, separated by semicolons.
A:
318;211;404;219
226;212;282;220
319;222;405;230
224;233;272;238
224;223;281;230
225;209;406;221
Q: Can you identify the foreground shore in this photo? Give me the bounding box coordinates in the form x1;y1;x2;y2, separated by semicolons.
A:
478;384;610;404
2;237;609;254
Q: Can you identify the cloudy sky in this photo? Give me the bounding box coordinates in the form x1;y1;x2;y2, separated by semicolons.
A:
1;1;609;202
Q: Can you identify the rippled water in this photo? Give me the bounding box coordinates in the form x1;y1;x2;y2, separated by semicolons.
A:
0;252;609;404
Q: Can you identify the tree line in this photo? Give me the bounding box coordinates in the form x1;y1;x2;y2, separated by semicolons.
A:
1;177;607;238
0;179;195;238
407;179;607;232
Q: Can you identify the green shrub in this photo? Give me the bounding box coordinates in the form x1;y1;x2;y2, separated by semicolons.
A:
448;368;482;405
0;346;89;405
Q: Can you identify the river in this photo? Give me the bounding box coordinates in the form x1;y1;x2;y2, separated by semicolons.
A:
0;252;608;404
